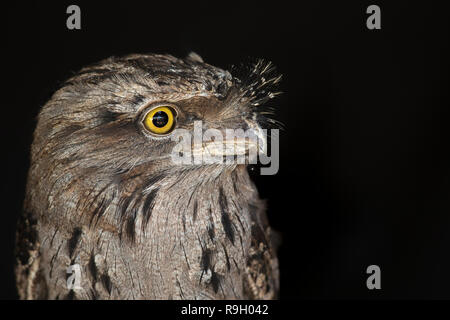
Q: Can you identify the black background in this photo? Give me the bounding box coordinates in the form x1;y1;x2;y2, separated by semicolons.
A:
3;1;450;299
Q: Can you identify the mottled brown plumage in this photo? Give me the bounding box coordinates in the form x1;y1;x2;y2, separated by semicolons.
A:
15;53;280;299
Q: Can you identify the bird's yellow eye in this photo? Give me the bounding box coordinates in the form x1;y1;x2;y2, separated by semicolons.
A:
143;106;176;135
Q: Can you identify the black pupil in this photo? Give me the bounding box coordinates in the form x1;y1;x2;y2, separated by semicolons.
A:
152;111;169;128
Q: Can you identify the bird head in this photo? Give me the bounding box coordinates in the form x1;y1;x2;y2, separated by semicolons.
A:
34;53;281;179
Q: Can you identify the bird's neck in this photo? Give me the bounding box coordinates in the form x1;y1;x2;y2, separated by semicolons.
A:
126;164;261;298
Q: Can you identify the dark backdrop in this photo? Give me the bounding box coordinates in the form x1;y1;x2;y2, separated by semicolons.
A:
3;1;450;299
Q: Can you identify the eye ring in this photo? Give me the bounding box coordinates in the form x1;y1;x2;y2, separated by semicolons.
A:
142;105;176;135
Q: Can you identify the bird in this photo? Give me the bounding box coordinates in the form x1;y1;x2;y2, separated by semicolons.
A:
15;52;281;300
